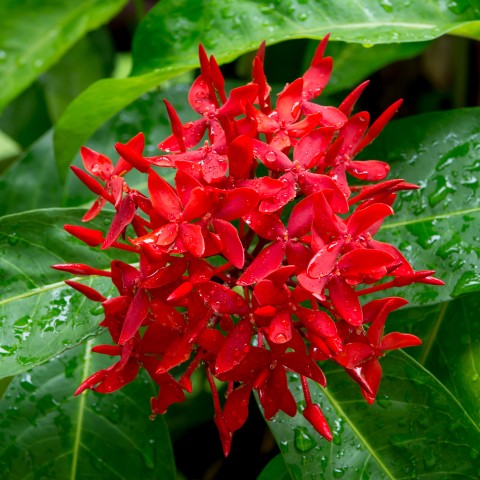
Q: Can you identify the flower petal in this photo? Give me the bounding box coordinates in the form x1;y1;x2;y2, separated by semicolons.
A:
212;218;245;269
148;169;182;221
197;281;248;315
294;128;335;169
179;223;205;257
215;318;253;374
118;288;150;344
329;277;363;325
237;242;285;286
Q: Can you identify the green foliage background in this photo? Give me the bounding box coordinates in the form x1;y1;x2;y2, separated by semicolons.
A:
0;1;479;478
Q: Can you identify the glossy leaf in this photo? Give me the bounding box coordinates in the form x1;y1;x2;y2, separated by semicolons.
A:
0;208;134;379
267;351;480;479
0;0;127;111
132;0;480;75
321;41;429;95
54;0;480;172
39;31;115;122
54;67;187;176
371;108;480;305
0;336;176;479
388;294;480;427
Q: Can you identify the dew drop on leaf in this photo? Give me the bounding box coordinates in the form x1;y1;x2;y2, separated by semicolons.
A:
293;426;317;453
7;234;19;246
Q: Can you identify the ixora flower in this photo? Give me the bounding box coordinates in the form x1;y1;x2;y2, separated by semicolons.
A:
53;36;443;456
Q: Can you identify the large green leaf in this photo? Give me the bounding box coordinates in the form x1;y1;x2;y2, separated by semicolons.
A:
132;0;480;75
39;30;115;122
0;335;176;479
322;41;429;95
54;0;480;174
370;108;480;305
0;0;127;112
386;294;480;427
0;208;133;379
267;351;480;479
54;68;186;178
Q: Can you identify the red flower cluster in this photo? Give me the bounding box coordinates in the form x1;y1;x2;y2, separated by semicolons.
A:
53;37;442;455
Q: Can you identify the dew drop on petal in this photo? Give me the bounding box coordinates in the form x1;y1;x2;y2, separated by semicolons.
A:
274;332;288;343
264;151;277;163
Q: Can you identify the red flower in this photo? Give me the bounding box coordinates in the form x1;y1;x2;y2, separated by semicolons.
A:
54;36;442;455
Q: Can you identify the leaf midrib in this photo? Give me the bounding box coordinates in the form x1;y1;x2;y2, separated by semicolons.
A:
381;206;480;230
70;339;93;480
322;388;397;480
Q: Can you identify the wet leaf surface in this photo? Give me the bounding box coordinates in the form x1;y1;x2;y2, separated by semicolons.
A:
0;209;133;379
370;108;480;304
0;335;176;479
267;351;480;479
388;294;480;427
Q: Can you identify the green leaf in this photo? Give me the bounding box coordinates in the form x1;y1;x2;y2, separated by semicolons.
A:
258;455;292;480
39;30;115;122
369;108;480;305
267;352;480;479
53;0;480;174
322;41;429;95
0;0;127;112
0;335;176;479
0;208;133;379
54;68;186;178
132;0;480;75
0;377;12;401
0;130;21;172
386;294;480;427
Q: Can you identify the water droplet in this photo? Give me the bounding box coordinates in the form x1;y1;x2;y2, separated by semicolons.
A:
279;440;289;452
274;332;287;343
452;271;480;297
13;315;32;341
423;447;437;469
379;0;393;12
447;0;470;14
20;374;37;392
377;395;391;409
90;304;104;316
0;344;17;357
333;467;346;478
264;151;277;163
8;234;19;246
